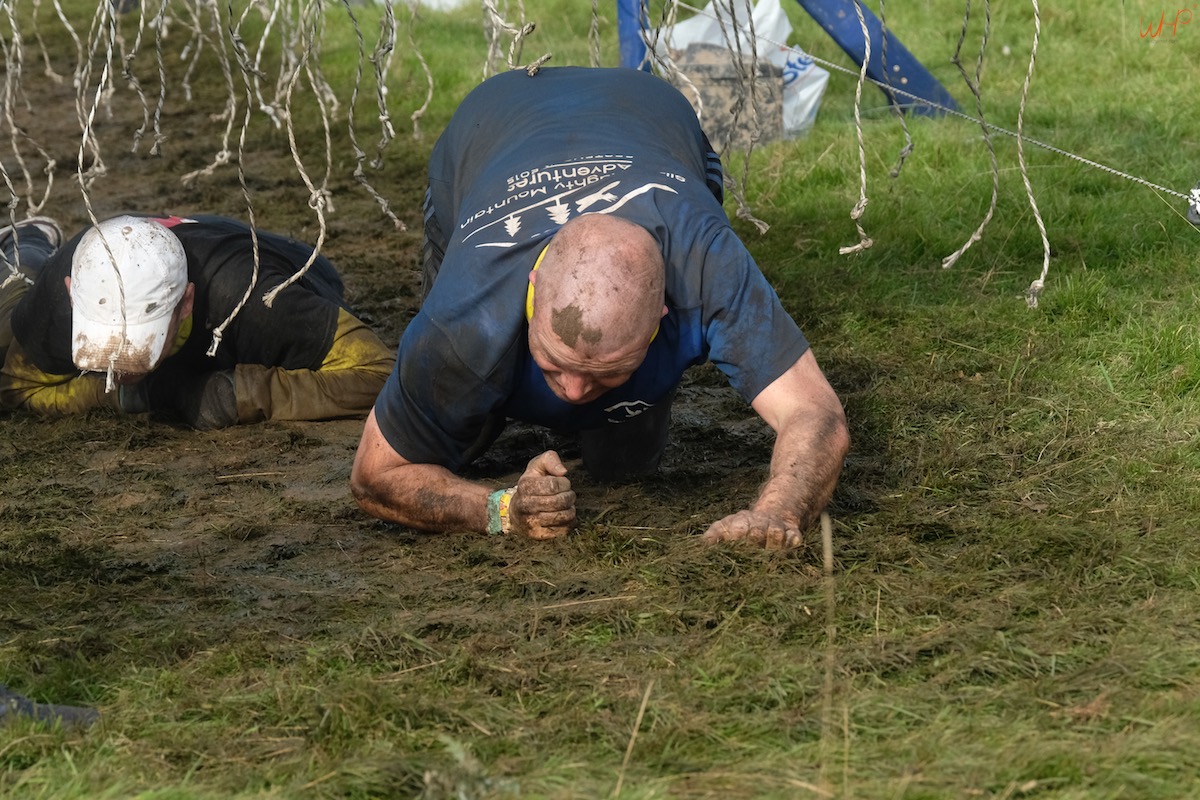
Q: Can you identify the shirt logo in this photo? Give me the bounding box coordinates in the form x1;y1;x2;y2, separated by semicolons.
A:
604;399;654;421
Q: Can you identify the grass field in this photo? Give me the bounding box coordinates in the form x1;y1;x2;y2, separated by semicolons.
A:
2;1;1199;798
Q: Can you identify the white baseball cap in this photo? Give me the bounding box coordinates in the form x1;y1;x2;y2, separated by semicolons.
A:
70;216;188;376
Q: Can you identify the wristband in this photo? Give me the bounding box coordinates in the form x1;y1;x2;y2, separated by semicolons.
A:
486;487;516;535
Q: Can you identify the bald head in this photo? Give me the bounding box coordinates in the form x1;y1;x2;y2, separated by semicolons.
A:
531;214;664;358
526;214;666;405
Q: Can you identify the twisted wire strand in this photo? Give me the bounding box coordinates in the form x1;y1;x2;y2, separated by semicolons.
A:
369;0;398;152
181;0;237;185
0;20;35;278
878;0;913;179
714;0;770;234
262;0;335;308
31;0;68;84
1016;0;1051;309
116;0;152;155
143;0;171;156
837;0;873;255
941;0;999;270
342;0;403;230
481;0;551;78
589;0;601;67
649;1;769;232
177;0;206;104
1;1;56;224
399;1;429;146
48;0;84;82
76;2;126;390
252;0;287;127
205;0;267;358
0;6;52;280
641;0;706;124
75;1;116;194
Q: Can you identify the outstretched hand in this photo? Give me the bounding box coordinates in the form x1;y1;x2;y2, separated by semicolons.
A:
702;509;802;550
509;450;576;540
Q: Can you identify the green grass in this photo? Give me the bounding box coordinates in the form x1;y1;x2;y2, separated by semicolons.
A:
4;0;1200;798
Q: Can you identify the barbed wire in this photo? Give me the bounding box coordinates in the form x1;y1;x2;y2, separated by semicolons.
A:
3;0;1193;335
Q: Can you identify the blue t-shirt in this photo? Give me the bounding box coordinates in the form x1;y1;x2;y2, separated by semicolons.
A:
375;67;808;472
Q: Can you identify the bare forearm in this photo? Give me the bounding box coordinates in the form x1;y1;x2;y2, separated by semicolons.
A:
752;406;849;529
351;461;492;533
705;351;848;549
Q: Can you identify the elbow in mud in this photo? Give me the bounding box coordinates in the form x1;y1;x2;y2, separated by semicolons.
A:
348;461;379;516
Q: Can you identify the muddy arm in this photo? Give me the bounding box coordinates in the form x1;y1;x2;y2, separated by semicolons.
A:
702;349;849;549
351;410;575;538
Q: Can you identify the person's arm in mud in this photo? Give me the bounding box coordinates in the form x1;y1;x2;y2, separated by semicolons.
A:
702;349;849;550
351;409;577;539
149;308;395;430
230;309;395;424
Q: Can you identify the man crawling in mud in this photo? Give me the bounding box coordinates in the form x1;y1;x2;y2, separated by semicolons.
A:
351;67;849;550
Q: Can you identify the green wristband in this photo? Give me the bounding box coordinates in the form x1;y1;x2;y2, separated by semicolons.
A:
486;487;515;535
486;490;503;535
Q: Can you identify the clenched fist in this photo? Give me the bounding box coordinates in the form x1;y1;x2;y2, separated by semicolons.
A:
509;450;576;540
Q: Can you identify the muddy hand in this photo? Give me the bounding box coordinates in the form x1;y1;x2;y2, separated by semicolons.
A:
702;509;802;550
510;450;576;540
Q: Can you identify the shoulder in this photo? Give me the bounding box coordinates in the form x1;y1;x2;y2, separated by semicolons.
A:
400;292;524;377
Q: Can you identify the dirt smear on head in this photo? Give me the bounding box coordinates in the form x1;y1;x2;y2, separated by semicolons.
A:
551;303;603;349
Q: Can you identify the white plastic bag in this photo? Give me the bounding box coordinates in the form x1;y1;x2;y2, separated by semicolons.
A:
654;0;829;138
780;44;829;136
